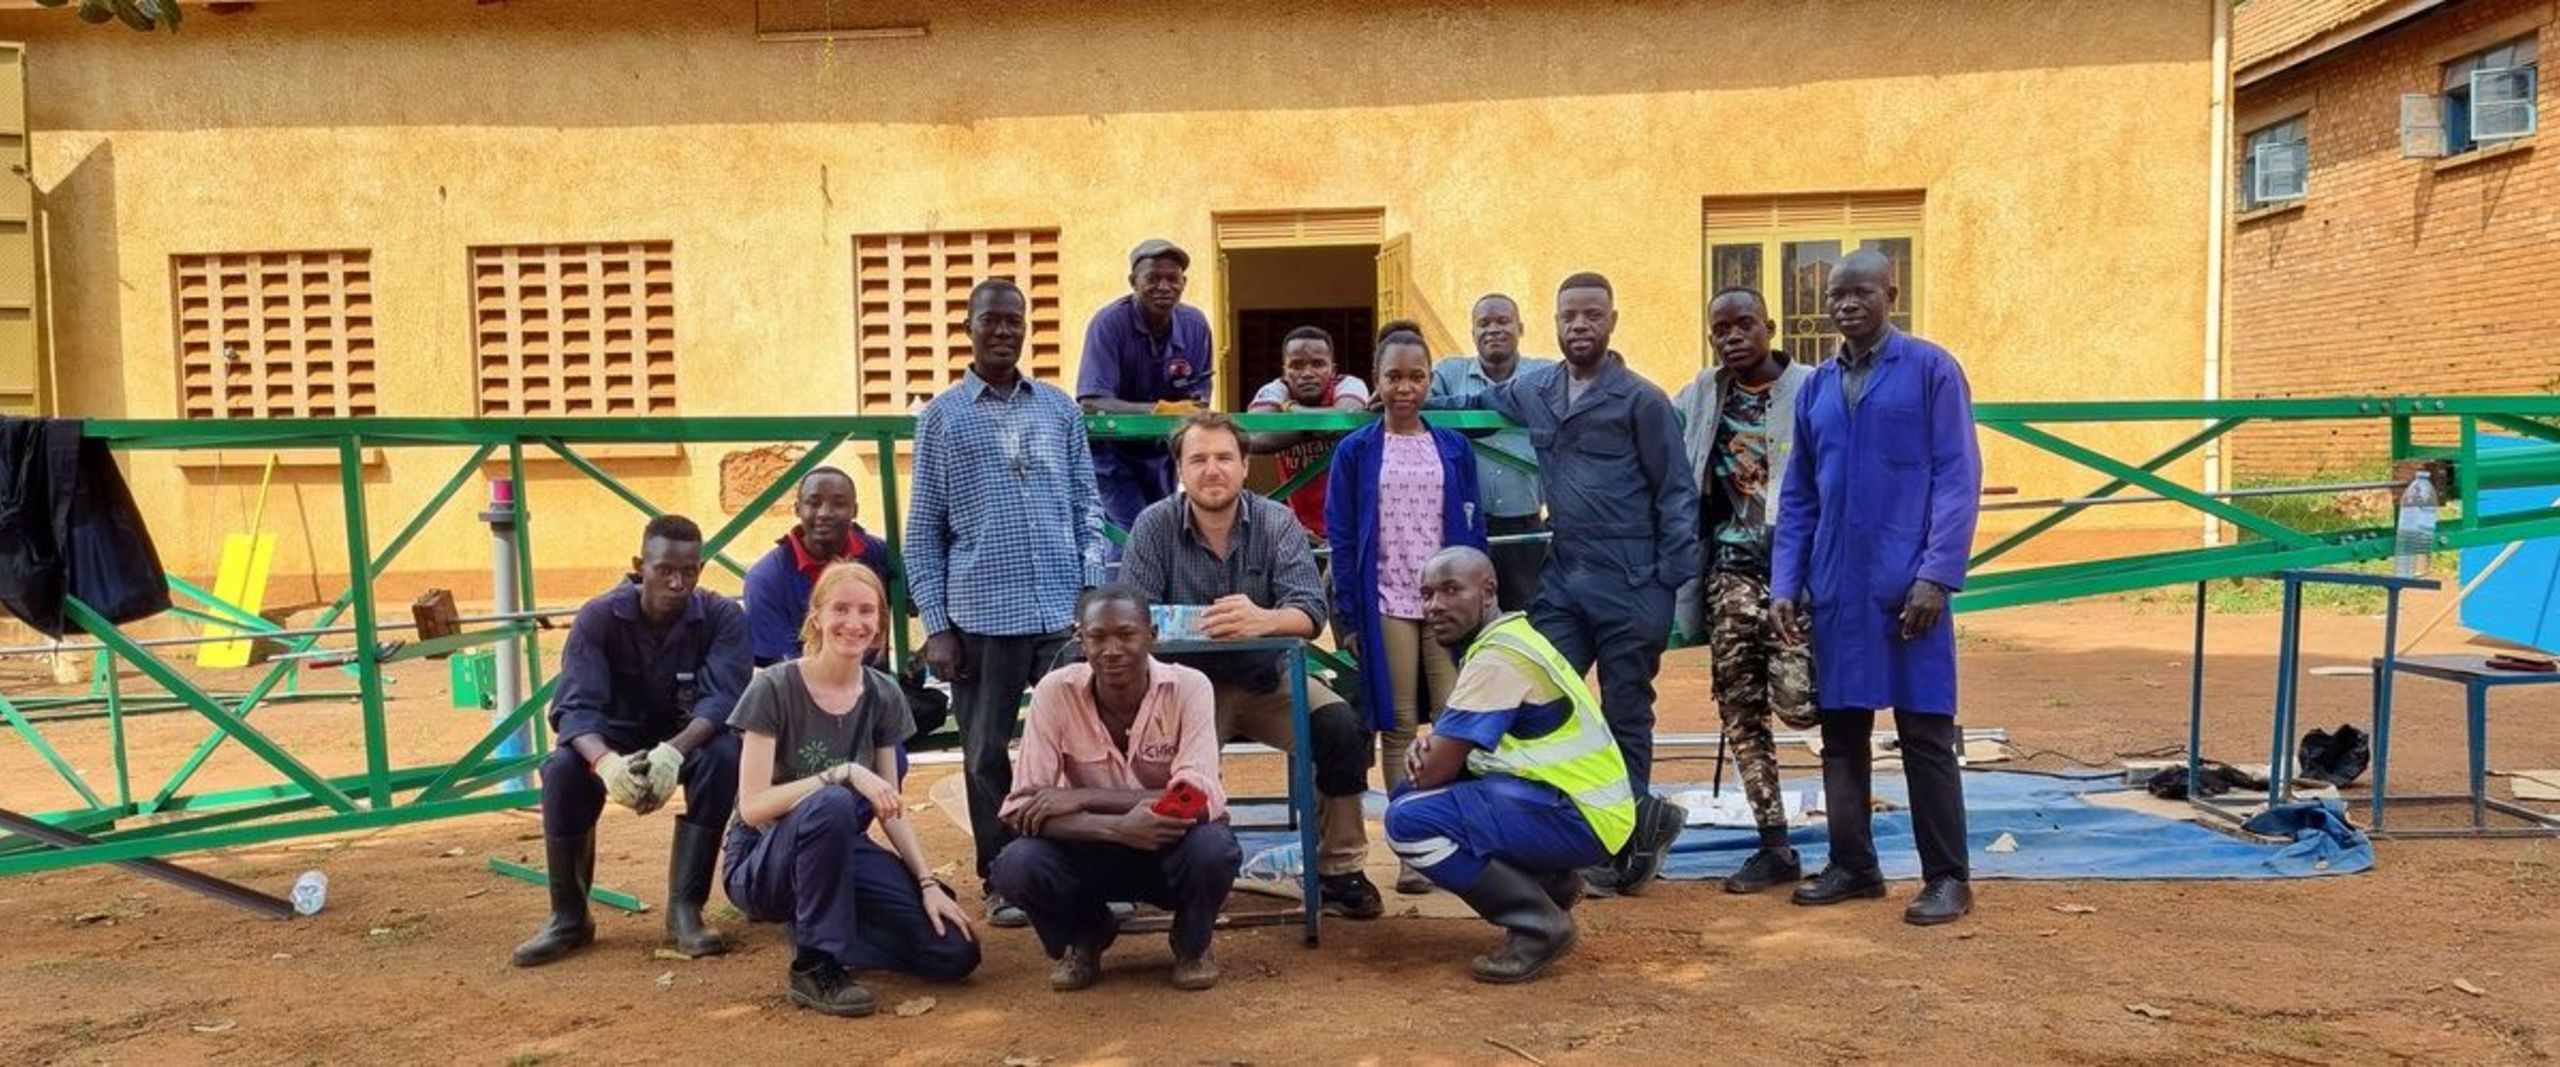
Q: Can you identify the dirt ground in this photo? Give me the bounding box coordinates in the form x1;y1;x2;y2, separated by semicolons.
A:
5;588;2560;1066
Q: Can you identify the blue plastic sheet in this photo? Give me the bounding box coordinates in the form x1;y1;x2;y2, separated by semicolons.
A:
1657;770;2372;882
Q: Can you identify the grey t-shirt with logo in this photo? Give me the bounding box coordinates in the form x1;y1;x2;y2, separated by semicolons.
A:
729;661;916;785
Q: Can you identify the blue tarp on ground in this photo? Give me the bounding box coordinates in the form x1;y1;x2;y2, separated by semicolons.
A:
1657;770;2372;881
1231;770;2371;882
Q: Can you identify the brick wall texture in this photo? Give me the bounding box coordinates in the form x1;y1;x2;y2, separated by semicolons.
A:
2230;0;2560;479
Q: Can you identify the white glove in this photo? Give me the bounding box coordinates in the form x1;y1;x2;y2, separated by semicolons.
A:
644;742;684;806
596;751;648;811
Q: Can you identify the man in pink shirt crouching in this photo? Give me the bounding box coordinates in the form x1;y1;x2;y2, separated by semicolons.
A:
989;583;1240;993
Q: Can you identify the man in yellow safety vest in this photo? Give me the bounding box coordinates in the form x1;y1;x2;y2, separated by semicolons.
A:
1384;547;1638;983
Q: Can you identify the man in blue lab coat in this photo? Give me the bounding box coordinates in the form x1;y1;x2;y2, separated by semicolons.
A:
1770;249;1983;926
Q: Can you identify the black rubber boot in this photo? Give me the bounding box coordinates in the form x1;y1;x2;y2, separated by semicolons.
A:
1455;859;1577;984
1536;868;1585;912
665;820;732;957
509;833;596;967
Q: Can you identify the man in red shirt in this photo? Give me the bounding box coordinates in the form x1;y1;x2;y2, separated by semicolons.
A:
1248;326;1370;538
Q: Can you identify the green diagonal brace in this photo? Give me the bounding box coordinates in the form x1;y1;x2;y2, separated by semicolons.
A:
0;693;107;810
165;574;284;633
378;623;536;665
1983;421;2318;548
539;436;777;581
1469;438;1540;476
0;790;532;876
1971;417;2243;568
703;432;849;562
416;676;560;804
145;444;494;812
1270;448;1333;502
63;598;361;815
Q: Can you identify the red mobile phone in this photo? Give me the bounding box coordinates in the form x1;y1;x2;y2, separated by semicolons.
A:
1152;780;1208;820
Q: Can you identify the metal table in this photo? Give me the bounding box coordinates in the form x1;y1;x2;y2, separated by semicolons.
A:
1155;636;1322;946
2365;653;2560;838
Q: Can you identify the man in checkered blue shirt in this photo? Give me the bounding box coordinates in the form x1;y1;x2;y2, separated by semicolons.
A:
909;278;1107;926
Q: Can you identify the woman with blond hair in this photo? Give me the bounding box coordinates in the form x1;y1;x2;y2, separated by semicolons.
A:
725;562;979;1018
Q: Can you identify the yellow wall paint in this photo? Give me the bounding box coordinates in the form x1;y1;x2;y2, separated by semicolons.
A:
0;0;2222;603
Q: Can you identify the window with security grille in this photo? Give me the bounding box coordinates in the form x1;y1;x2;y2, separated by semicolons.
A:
471;242;677;417
1703;192;1922;368
2240;115;2309;210
173;249;378;419
852;228;1062;412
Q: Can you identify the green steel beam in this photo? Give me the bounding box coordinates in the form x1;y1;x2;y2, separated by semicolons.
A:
512;443;549;756
415;677;559;804
65;597;362;815
1983;421;2319;548
703;433;849;564
164;574;284;633
146;444;496;812
1970;417;2241;569
0;790;532;876
488;857;648;914
872;434;914;667
2480;413;2560;447
338;437;396;809
0;692;107;810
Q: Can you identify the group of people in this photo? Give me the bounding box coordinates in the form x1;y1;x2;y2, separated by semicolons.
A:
502;239;1987;1017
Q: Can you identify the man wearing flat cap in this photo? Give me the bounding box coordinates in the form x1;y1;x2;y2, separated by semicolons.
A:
1078;238;1216;552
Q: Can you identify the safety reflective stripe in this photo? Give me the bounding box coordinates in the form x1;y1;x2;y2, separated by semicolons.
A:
1464;615;1639;853
1386;836;1461;869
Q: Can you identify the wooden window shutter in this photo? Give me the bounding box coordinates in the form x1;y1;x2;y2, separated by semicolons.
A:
1703;191;1925;239
852;228;1063;412
1211;209;1386;249
0;43;35;416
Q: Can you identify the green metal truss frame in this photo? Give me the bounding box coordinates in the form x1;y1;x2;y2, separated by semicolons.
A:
5;399;2558;877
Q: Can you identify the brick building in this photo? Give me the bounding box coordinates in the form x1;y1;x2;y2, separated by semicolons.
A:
2231;0;2560;479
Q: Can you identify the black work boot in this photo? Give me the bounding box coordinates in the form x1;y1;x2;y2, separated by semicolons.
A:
1789;865;1887;907
1536;868;1585;912
1455;859;1577;984
509;833;596;967
1610;795;1690;896
788;951;877;1017
1722;845;1804;894
665;821;732;957
1904;877;1974;926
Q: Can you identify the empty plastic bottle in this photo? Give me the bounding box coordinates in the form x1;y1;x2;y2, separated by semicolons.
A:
2394;472;2439;579
1237;841;1302;884
290;870;328;916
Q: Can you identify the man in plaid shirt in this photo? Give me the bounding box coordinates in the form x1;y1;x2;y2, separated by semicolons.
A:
909;278;1107;927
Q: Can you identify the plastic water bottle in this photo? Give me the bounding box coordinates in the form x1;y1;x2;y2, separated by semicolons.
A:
2394;472;2439;579
290;870;328;916
1237;841;1303;884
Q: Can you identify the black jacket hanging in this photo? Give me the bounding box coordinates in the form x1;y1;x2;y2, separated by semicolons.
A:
0;418;170;638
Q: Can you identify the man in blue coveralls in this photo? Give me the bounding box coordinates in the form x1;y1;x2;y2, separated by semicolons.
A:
1429;272;1698;895
1771;249;1984;926
512;514;750;966
741;466;890;667
1386;547;1634;984
1078;238;1215;545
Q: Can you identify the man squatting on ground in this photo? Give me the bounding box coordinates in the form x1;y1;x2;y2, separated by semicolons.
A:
990;583;1240;992
1385;547;1635;983
513;514;747;967
1673;285;1821;894
1773;249;1985;925
1431;271;1699;894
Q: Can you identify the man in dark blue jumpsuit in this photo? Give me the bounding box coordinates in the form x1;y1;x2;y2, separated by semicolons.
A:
511;514;750;967
1433;272;1700;894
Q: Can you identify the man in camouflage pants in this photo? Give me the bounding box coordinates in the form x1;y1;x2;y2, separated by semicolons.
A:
1673;286;1819;893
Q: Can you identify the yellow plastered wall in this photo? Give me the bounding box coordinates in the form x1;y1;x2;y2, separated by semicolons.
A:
0;0;2222;603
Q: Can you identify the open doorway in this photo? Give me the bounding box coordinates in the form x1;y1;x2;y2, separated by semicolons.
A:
1219;243;1380;405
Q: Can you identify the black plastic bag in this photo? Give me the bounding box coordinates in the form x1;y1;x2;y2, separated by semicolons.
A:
2297;723;2371;787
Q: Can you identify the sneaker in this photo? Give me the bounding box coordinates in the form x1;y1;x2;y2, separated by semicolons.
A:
1048;943;1103;992
1170;948;1221;991
1319;871;1385;920
984;891;1028;929
1610;797;1689;895
1721;846;1804;895
787;957;876;1018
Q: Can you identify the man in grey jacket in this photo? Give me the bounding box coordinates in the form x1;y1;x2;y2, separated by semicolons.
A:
1671;286;1819;894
